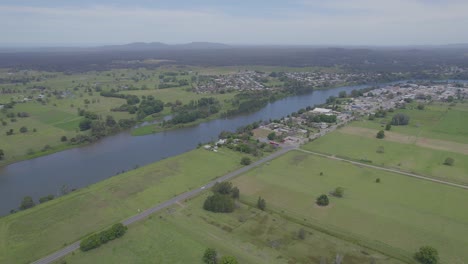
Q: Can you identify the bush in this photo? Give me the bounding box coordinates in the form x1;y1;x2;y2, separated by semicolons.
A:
316;194;329;206
376;130;385;139
375;178;381;183
202;248;217;264
417;104;425;110
443;157;454;166
220;255;238;264
385;123;391;131
80;223;127;251
20;196;35;210
333;187;344;198
39;194;55;203
19;126;28;133
61;136;68;142
414;246;439;264
240;157;251;166
257;196;266;210
267;132;276;140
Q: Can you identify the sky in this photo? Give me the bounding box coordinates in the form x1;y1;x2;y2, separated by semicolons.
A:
1;0;467;46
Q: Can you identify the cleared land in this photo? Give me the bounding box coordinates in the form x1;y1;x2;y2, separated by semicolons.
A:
231;151;468;264
59;192;401;264
0;148;249;264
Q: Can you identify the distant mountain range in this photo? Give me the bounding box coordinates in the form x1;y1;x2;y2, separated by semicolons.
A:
0;42;231;53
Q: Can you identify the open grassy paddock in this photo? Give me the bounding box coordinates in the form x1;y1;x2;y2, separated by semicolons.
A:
303;101;468;185
231;150;468;263
59;188;401;264
0;148;250;264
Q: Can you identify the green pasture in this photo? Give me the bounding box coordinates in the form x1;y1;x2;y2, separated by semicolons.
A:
60;189;400;264
231;151;468;264
302;131;468;185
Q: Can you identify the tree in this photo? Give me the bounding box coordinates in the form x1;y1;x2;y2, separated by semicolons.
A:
231;187;240;199
19;126;28;133
443;157;454;166
391;113;410;126
20;196;35;210
79;118;92;131
385;123;391;131
376;130;385;139
316;194;329;206
417;104;425;110
219;255;238;264
257;196;266;211
414;246;439;264
376;178;381;183
203;193;235;213
0;149;4;160
267;132;276;140
338;91;347;98
61;136;68;142
240;157;251;166
333;187;344;198
202;248;217;264
212;182;233;195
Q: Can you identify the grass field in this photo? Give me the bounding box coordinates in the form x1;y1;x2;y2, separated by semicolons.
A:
0;148;249;264
59;188;401;264
352;102;468;144
302;130;468;185
230;151;468;264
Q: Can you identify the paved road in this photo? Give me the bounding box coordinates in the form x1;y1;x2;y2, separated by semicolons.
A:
31;146;295;264
297;149;468;190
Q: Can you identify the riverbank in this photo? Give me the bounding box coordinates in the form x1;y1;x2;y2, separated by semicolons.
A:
0;147;255;263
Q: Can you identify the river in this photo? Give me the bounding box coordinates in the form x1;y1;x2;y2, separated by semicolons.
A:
0;80;464;216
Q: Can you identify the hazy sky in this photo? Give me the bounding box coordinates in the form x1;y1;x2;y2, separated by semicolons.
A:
1;0;467;46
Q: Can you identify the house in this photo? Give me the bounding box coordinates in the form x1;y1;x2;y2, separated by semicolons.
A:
311;107;332;114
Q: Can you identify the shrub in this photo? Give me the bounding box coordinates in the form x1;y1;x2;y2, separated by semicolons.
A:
333;187;344;198
240;157;251;165
80;223;127;251
414;246;439;264
257;196;266;210
443;157;454;166
385;123;391;131
220;255;238;264
376;130;385;139
375;178;381;183
316;194;329;206
20;196;35;210
39;194;55;203
19;126;28;133
202;248;217;264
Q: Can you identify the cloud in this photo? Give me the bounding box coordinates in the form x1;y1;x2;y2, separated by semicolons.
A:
0;1;467;45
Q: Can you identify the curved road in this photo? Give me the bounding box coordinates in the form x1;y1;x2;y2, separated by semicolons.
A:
31;146;295;264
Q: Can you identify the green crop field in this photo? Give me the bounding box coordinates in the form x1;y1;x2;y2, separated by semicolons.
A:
0;148;249;264
59;189;401;264
231;151;468;264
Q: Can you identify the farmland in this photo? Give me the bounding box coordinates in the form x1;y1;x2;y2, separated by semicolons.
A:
0;148;249;264
231;151;468;263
